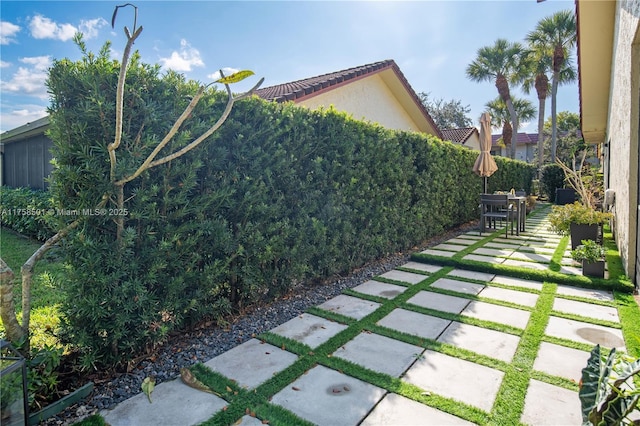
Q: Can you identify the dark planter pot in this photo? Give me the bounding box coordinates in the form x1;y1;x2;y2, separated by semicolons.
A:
582;260;605;278
570;223;599;250
28;382;93;425
556;188;576;205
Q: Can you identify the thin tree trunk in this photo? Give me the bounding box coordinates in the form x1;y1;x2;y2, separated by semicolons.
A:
0;257;23;342
551;71;559;163
505;98;518;159
537;98;546;179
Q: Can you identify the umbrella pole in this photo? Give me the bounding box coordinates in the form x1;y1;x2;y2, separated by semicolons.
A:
483;177;488;194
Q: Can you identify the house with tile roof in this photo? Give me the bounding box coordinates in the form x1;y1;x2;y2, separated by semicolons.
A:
441;127;481;150
491;133;539;163
255;60;443;139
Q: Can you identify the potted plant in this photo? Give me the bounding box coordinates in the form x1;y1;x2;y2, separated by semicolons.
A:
547;202;611;249
571;239;606;278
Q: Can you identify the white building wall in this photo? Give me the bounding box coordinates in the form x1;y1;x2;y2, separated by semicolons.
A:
606;0;640;278
298;74;421;133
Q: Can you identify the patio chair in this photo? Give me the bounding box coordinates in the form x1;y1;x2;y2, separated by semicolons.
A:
480;194;516;237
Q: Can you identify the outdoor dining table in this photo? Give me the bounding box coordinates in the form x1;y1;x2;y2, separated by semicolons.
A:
508;195;526;234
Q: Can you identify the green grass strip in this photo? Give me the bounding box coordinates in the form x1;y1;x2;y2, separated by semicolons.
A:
488;281;557;425
615;291;640;358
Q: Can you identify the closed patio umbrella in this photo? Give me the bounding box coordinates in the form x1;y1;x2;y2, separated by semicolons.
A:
473;112;498;193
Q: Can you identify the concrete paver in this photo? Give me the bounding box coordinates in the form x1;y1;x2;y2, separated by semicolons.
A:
401;261;442;273
379;269;427;284
203;338;298;389
432;243;467;252
553;298;620;322
463;253;506;264
521;380;582;425
491;275;543;291
333;332;423;377
421;248;456;257
361;393;475;425
406;291;471;314
508;251;553;263
270;365;385;426
545;316;626;350
316;294;381;320
501;259;550;271
473;247;514;257
101;379;227;426
556;285;614;302
377;308;451;340
403;350;504;412
462;300;531;329
236;415;265;425
352;280;408;299
445;238;478;246
437;321;520;362
269;313;348;348
533;342;591;382
479;286;539;307
430;277;485;295
447;268;495;282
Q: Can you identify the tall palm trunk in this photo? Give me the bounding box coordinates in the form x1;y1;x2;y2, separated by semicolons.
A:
535;73;549;178
496;74;518;159
551;45;564;164
505;98;519;159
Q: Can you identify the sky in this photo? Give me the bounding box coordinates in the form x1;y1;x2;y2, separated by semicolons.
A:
0;0;579;134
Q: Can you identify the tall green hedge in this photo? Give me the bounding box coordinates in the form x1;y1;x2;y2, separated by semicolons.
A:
46;44;535;367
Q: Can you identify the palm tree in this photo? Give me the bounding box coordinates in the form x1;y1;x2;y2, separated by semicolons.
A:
519;49;551;177
526;9;577;163
484;97;536;159
467;38;527;159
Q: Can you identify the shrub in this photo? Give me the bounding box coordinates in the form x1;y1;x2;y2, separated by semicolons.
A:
0;187;56;241
48;42;537;368
540;163;565;202
547;202;611;235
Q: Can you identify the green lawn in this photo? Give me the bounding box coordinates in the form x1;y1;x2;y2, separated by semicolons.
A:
0;227;67;349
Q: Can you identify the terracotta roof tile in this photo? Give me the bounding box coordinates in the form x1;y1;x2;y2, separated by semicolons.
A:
255;59;443;139
255;60;394;102
441;127;477;144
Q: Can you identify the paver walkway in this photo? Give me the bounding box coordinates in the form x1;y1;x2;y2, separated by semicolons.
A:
100;206;631;425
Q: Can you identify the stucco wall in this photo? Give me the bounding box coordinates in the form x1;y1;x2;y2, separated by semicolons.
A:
298;74;421;133
606;0;640;278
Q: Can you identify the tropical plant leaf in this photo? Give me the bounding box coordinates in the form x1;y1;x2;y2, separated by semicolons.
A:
580;345;605;424
215;70;255;84
141;376;155;403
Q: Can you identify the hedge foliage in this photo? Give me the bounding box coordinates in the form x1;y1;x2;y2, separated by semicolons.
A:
541;163;565;202
0;187;56;241
45;43;535;367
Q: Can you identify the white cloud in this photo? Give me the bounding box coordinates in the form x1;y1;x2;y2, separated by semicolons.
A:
29;14;77;41
79;18;108;39
159;39;204;72
20;55;51;71
0;56;52;98
0;106;48;133
0;60;11;68
1;21;21;45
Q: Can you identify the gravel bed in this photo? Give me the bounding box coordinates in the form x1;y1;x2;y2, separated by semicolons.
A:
43;222;477;425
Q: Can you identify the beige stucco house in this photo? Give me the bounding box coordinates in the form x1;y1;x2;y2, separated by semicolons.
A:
441;127;481;150
577;0;640;284
255;60;443;138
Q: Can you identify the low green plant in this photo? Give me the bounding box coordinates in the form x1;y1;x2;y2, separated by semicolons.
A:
548;202;611;236
579;344;640;425
572;240;606;264
540;163;565;202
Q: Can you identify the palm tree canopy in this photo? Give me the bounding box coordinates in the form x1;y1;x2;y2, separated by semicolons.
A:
484;96;537;129
526;9;576;73
466;38;526;84
526;9;576;50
